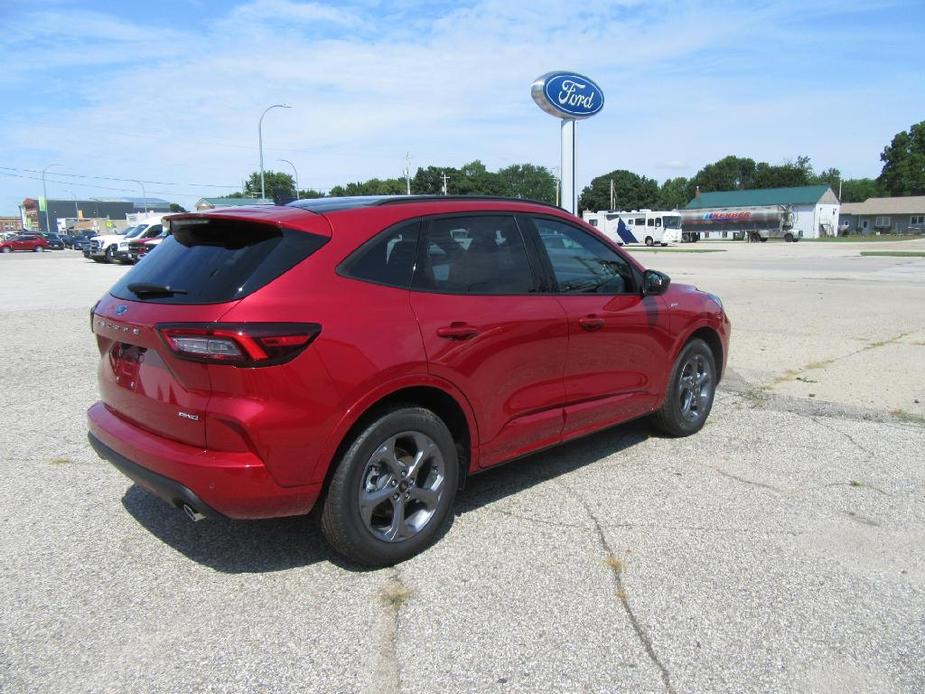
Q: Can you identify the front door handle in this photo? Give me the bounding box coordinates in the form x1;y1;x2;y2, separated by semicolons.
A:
578;315;605;331
436;323;480;340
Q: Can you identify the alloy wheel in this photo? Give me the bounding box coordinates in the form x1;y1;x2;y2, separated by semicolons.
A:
678;354;713;422
358;431;445;543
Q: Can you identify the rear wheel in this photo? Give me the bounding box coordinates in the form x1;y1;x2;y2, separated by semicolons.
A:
1;247;10;253
784;233;794;243
650;338;716;437
645;236;654;247
321;406;458;566
34;246;44;252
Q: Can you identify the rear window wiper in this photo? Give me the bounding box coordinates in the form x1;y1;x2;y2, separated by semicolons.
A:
126;282;188;298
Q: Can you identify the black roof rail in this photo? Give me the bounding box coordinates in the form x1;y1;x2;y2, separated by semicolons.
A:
373;194;565;212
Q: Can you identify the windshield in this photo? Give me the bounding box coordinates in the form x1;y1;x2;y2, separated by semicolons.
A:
663;216;681;229
124;225;148;239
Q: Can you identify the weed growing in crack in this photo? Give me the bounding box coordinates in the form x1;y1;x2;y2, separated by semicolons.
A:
379;581;412;608
605;553;624;574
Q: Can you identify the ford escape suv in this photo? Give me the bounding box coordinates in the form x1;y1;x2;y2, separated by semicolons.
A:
88;196;730;566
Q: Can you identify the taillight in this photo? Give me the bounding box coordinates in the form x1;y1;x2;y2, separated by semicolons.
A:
157;323;321;367
90;300;99;332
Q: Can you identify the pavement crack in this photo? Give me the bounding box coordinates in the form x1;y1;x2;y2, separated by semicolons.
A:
368;570;411;694
810;416;876;459
705;465;783;493
551;478;675;693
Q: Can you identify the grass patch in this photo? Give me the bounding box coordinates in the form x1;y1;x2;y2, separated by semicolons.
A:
890;409;925;425
859;251;925;257
630;248;725;253
806;234;924;243
379;581;412;608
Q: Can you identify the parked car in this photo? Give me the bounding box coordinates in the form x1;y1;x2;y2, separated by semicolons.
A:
126;227;170;262
88;196;730;566
1;233;50;253
113;220;166;263
41;233;65;250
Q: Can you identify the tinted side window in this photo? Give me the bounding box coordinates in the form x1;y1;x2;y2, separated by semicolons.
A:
533;217;636;294
340;219;420;288
414;216;535;294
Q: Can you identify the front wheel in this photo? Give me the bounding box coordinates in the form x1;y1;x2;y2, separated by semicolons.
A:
321;406;459;567
645;236;654;247
1;247;10;254
650;338;717;437
783;233;794;243
104;245;115;263
34;246;44;252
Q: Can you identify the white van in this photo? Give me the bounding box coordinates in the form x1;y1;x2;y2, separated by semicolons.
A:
582;209;682;246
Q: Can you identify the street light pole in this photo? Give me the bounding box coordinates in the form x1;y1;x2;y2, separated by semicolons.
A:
278;159;300;199
258;104;292;200
134;180;147;212
41;163;61;232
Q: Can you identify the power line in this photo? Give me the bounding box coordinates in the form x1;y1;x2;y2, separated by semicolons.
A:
0;165;239;189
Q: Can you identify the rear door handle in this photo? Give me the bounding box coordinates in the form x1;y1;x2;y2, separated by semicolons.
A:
578;315;605;331
436;323;480;340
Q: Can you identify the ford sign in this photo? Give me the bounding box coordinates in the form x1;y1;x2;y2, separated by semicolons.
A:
531;71;604;120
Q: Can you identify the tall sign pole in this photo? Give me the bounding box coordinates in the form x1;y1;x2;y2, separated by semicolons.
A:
531;72;604;215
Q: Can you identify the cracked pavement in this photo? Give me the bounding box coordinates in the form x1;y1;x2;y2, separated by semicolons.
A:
1;242;924;692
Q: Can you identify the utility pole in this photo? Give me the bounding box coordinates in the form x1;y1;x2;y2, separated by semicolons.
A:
403;153;413;195
609;178;615;210
440;171;450;195
838;178;842;201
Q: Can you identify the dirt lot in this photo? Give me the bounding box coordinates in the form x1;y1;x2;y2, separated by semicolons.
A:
1;243;923;693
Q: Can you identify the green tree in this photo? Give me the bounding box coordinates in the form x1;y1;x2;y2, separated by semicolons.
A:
296;189;326;199
453;160;505;196
412;166;459;195
579;170;659;212
242;170;295;199
657;177;690;209
496;164;557;203
879;120;925;195
839;178;884;203
687;156;757;198
168;203;187;212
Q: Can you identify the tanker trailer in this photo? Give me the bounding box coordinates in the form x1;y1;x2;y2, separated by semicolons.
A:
680;206;798;242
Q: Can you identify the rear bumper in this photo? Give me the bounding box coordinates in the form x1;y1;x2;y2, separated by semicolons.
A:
87;401;320;519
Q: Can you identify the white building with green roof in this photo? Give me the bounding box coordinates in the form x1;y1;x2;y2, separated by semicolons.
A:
685;185;840;239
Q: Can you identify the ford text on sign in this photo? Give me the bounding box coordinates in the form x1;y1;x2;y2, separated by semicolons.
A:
531;72;605;120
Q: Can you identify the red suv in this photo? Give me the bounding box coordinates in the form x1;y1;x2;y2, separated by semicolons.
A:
88;196;729;565
0;233;50;253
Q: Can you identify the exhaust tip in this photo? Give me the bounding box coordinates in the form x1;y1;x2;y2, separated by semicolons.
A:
182;503;206;522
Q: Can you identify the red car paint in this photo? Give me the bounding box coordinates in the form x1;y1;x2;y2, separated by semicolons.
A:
0;233;49;252
88;197;729;520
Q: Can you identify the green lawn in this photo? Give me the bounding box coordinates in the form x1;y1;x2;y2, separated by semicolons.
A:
859;251;925;257
806;234;924;242
629;248;726;253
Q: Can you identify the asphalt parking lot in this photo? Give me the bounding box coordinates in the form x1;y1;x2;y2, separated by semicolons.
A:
1;242;924;692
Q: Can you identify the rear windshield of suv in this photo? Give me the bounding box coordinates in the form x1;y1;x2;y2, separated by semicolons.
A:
110;218;327;304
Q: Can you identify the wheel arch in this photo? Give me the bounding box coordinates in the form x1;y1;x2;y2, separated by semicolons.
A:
316;378;479;502
678;325;725;381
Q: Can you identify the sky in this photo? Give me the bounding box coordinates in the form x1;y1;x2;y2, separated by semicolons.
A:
1;0;924;214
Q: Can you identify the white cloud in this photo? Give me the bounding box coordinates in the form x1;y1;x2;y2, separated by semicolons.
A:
0;0;923;212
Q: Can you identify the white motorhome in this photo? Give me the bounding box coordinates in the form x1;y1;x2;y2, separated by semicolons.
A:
581;209;682;246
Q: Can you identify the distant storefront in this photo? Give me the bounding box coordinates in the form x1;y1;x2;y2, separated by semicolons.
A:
839;196;925;234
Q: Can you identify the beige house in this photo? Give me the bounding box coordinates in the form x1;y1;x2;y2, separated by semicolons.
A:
839;196;925;235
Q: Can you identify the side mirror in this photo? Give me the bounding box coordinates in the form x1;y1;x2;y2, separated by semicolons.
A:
642;269;671;296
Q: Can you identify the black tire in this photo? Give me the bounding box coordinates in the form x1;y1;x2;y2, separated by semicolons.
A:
1;247;10;253
321;405;459;567
783;233;794;243
104;245;115;263
645;236;654;247
650;338;717;437
759;237;768;243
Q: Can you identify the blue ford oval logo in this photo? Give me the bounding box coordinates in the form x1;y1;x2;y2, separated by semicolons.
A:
115;305;128;316
531;71;604;120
